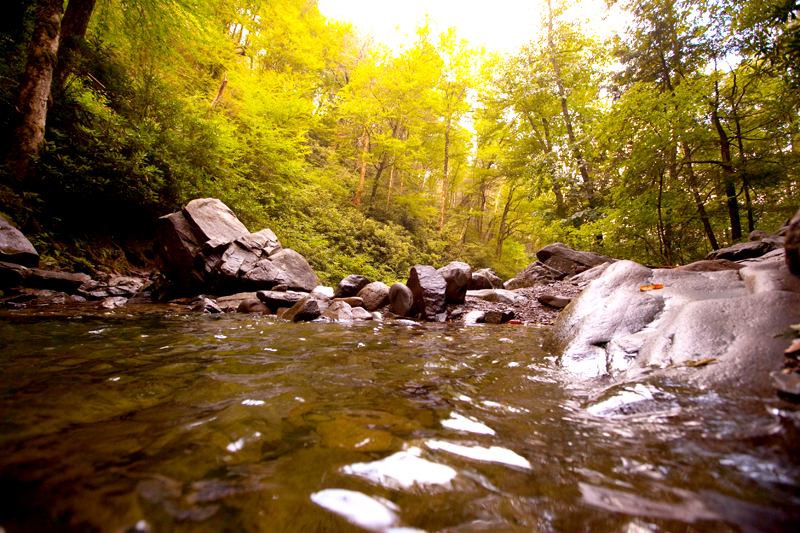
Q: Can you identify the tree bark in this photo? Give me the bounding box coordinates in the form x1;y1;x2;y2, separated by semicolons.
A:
51;0;96;94
681;143;719;250
353;128;369;206
439;118;450;237
7;0;63;185
711;81;742;241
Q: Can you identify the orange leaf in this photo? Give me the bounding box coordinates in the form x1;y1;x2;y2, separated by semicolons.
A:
640;284;664;292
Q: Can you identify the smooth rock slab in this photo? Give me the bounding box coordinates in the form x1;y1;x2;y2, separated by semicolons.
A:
407;265;447;320
0;214;38;267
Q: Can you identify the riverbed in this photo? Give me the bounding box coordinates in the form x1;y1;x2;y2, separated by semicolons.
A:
0;307;798;532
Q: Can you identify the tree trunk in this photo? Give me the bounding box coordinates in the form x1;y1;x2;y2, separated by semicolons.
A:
386;167;395;209
439;119;450;237
7;0;63;185
711;82;741;241
681;143;718;250
51;0;96;94
354;128;369;206
369;152;388;200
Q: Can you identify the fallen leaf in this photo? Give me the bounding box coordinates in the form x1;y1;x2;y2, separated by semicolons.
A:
640;284;664;292
508;320;523;325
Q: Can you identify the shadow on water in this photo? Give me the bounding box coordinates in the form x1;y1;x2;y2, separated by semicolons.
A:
0;308;798;532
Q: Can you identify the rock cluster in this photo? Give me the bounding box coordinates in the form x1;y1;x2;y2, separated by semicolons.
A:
505;243;613;289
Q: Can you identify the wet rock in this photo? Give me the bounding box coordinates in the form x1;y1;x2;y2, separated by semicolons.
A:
351;307;374;321
0;214;38;267
237;298;270;314
705;240;776;262
268;249;319;292
334;296;364;308
389;282;415;317
99;296;128;309
191;297;223;314
107;276;147;296
505;261;565;289
786;209;800;278
481;309;515;324
438;261;471;304
569;262;612;286
538;294;572;308
468;273;493;290
462;310;486;325
677;259;743;272
474;268;504;289
182;198;250;244
406;265;447;320
216;292;260;312
256;290;307;309
536;242;613;278
334;275;371;298
28;268;92;293
467;289;526;306
0;261;30;287
282;296;322;322
322;301;354;321
771;371;800;397
357;281;391;311
154;211;205;293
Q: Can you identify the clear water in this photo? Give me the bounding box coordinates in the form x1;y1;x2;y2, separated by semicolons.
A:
0;308;798;533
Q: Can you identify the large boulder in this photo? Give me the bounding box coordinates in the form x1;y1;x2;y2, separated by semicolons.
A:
357;281;390;311
0;215;38;267
268;249;319;292
474;268;504;289
785;209;800;277
154;211;206;293
406;265;447;321
504;261;566;289
536;243;613;278
468;273;494;290
334;275;371;298
389;282;415;317
438;262;471;304
548;254;800;395
182;198;249;244
705;240;776;262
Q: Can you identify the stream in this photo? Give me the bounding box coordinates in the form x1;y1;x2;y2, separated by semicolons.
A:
0;307;799;532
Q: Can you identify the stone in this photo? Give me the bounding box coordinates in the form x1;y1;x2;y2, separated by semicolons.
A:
468;273;493;290
256;290;307;309
388;282;415;317
272;284;288;292
536;243;613;277
108;276;147;295
311;286;335;299
504;261;565;289
153;211;204;293
282;296;322;322
406;265;447;320
538;294;572;308
268;249;319;292
474;268;504;289
334;297;364;308
210;243;263;292
438;261;471;304
351;307;374;321
334;275;371;298
676;259;743;272
466;289;526;306
241;258;283;289
237;298;270;314
215;292;260;312
548;259;800;394
704;240;776;262
357;281;391;311
786;209;800;278
322;301;354;321
0;261;30;287
569;262;612;286
771;371;800;396
182;198;249;244
28;269;92;293
237;228;282;256
99;296;128;309
0;214;38;267
192;297;223;314
482;309;515;324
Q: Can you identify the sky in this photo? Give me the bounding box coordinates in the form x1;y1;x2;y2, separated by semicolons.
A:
317;0;632;54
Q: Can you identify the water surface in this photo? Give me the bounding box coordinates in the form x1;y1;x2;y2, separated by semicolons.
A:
0;308;798;532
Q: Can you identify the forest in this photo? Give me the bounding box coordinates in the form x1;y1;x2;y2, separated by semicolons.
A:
1;0;798;285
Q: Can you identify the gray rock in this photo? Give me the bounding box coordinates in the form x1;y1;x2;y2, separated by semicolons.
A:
268;249;319;292
256;290;307;309
351;306;374;321
215;292;260;312
237;298;270;314
771;371;800;396
548;259;800;395
676;259;743;272
438;261;471;304
282;296;322;322
504;261;565;289
467;289;527;306
389;282;415;317
786;208;800;277
311;286;335;299
242;258;283;289
569;262;612;286
334;296;364;308
468;273;493;290
0;214;38;267
705;240;776;262
536;243;613;277
322;301;354;321
191;297;223;314
237;228;282;256
406;265;447;320
99;296;128;309
0;260;30;287
482;309;515;324
28;269;92;293
334;275;371;298
474;268;504;289
538;294;572;308
182;198;250;244
154;211;204;293
357;281;391;311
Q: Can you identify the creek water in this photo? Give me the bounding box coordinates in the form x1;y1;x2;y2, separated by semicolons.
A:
0;308;799;533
